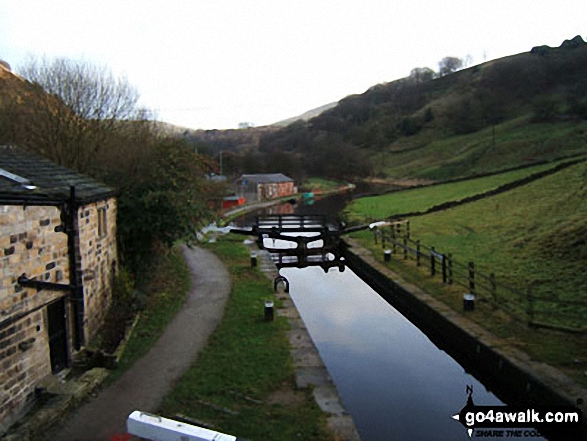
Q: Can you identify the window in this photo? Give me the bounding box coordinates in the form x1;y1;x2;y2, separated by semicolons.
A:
98;207;107;237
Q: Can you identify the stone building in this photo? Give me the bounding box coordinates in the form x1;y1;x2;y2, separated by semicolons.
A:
0;146;117;432
236;173;296;203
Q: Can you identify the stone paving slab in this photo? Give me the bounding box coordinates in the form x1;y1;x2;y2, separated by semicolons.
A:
295;366;333;389
286;329;315;349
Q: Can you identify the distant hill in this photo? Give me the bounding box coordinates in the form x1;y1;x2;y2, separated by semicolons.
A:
253;35;587;181
0;62;61;143
270;102;338;127
4;36;586;183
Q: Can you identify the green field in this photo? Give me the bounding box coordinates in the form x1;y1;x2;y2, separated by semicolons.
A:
347;161;587;385
345;160;566;223
402;162;587;303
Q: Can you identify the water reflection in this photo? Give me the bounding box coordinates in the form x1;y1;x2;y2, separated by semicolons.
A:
280;266;544;441
234;194;547;441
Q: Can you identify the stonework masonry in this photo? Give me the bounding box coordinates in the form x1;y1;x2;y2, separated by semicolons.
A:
0;199;117;433
0;205;68;433
78;198;117;342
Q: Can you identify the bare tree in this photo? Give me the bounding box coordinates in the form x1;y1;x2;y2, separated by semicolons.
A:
15;57;144;172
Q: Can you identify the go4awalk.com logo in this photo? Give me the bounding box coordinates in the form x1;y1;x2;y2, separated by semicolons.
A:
452;386;584;439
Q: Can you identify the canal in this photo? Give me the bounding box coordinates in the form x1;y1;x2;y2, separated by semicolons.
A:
234;192;547;440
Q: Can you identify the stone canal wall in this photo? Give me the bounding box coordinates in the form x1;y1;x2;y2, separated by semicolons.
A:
248;245;361;441
343;239;586;440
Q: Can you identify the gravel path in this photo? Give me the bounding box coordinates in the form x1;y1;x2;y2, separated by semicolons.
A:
49;245;231;441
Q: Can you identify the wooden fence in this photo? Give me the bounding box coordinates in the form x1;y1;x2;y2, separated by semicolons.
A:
372;223;586;334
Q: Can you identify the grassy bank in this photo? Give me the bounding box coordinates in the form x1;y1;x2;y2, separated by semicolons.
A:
158;236;332;440
346;162;587;387
344;159;570;223
348;231;586;388
106;245;192;384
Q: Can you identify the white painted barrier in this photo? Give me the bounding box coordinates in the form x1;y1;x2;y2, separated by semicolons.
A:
127;411;237;441
369;221;392;229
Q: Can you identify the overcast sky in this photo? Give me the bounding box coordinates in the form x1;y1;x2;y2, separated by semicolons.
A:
0;1;585;130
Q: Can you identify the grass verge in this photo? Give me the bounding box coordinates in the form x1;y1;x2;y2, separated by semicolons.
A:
105;245;192;384
158;235;332;441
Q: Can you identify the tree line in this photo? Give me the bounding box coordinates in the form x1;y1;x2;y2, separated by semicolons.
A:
249;46;587;180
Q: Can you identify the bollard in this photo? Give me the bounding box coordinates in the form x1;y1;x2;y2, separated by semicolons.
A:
250;252;257;268
384;249;391;262
264;300;274;321
463;293;475;311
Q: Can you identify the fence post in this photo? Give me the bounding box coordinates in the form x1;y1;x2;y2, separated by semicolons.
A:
490;273;497;301
390;226;395;253
416;240;421;267
403;235;408;260
526;286;534;326
447;253;453;284
381;230;386;248
468;261;475;294
406;221;410;240
430;247;436;276
442;255;447;283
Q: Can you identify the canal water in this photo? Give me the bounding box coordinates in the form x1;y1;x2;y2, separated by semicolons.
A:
234;192;547;440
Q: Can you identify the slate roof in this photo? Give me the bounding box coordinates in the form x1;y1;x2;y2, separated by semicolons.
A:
0;145;115;205
237;173;293;184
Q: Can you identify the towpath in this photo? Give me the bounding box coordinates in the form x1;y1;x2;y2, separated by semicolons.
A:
46;245;231;441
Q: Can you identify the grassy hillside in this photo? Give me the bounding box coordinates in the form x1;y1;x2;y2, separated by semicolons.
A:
252;38;587;181
407;161;586;300
347;161;587;384
349;161;586;320
344;159;573;222
380;117;587;180
271;102;337;127
147;37;587;184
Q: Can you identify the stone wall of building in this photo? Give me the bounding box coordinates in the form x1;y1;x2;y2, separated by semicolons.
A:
77;197;117;344
0;205;69;433
0;197;118;433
